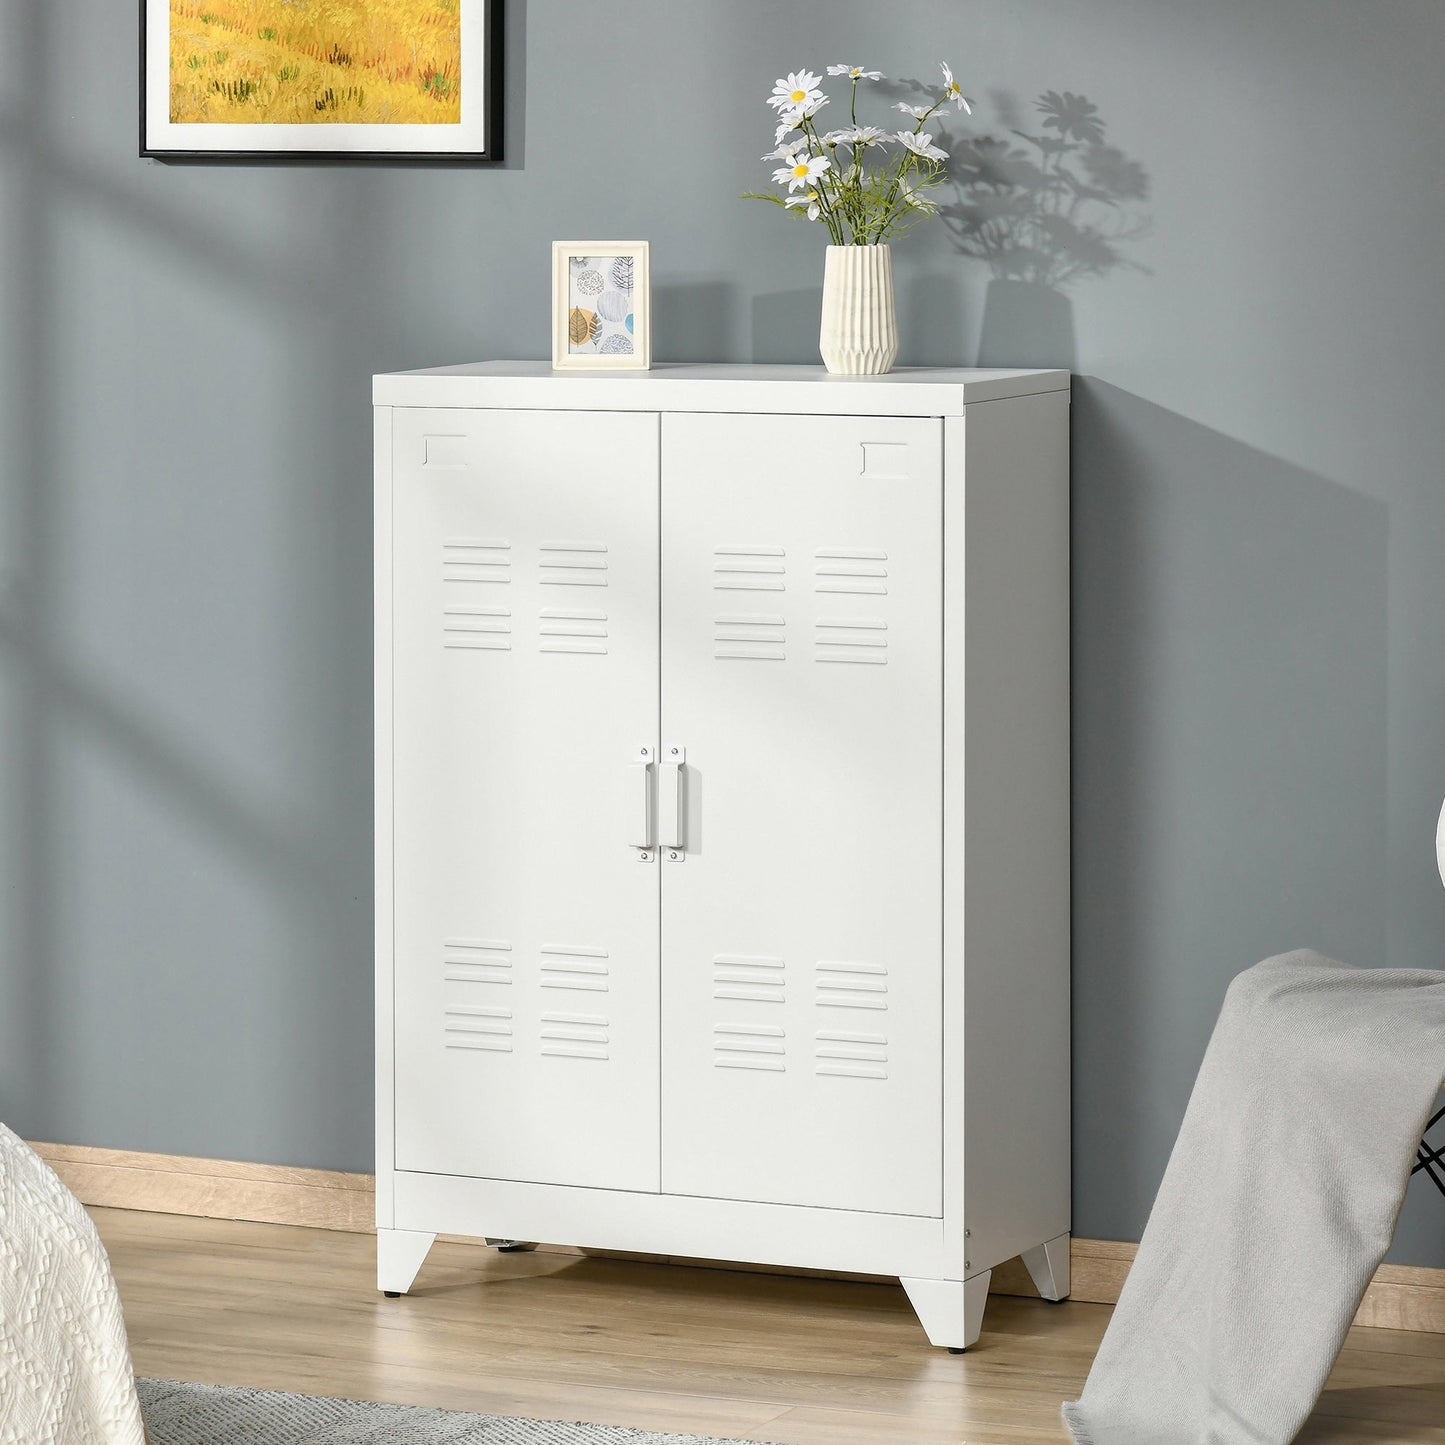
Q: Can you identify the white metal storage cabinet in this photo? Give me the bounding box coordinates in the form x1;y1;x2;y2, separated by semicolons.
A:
374;361;1071;1351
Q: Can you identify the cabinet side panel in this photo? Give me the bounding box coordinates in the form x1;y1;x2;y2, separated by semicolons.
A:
941;416;964;1269
949;393;1071;1273
375;404;395;1229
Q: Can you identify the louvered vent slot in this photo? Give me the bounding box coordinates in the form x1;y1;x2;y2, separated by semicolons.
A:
714;545;786;594
815;1026;888;1080
540;541;609;589
540;944;610;994
712;953;786;1004
713;1023;786;1073
443;938;513;986
443;605;512;652
444;1004;514;1053
815;615;888;667
815;959;889;1012
714;612;785;663
539;606;609;656
814;548;888;596
443;540;511;586
541;1009;610;1062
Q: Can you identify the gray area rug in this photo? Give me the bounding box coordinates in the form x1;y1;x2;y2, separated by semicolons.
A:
137;1379;769;1445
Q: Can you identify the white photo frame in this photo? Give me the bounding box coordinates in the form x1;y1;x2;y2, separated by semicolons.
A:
551;242;651;371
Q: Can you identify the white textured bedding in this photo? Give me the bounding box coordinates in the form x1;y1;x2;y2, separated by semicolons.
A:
0;1124;146;1445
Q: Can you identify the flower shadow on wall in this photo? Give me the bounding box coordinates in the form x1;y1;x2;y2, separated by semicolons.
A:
879;83;1152;367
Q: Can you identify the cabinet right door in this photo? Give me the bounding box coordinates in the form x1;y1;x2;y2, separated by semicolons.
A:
660;412;944;1218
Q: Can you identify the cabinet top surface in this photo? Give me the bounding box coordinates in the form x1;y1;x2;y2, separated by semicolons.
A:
373;360;1069;416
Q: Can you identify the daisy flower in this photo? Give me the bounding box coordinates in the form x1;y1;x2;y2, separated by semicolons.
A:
940;62;972;113
900;180;938;213
791;95;830;122
826;63;884;80
897;130;948;161
894;102;933;120
823;125;891;147
785;189;824;220
767;70;824;113
762;142;803;161
774;120;796;145
773;151;832;192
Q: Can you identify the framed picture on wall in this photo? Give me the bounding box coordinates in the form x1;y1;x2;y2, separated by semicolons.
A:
551;242;652;371
141;0;502;162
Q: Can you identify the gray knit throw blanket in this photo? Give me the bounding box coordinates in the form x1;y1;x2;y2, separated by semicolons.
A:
1064;949;1445;1444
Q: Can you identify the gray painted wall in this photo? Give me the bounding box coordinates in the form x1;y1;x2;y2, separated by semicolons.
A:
2;0;1443;1262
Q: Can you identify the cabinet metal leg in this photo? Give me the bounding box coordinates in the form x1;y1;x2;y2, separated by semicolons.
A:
901;1271;992;1351
377;1228;436;1296
1021;1232;1071;1302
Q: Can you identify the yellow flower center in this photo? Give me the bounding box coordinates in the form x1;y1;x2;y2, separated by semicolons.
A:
792;163;809;177
790;89;807;102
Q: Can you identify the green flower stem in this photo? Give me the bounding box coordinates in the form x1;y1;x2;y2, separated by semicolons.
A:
875;95;946;230
799;112;846;243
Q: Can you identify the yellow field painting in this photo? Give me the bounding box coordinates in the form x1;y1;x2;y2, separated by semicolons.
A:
169;0;461;125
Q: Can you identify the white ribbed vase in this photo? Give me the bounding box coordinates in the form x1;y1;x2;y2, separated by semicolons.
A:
819;244;899;376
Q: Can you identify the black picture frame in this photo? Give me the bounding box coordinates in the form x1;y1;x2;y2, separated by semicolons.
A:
140;0;503;164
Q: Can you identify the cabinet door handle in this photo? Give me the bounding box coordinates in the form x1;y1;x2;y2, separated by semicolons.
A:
660;747;685;851
631;749;655;850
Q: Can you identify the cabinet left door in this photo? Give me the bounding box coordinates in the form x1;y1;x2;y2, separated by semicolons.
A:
389;407;662;1192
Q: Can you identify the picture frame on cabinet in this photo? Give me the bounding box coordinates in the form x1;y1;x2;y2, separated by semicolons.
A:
140;0;502;163
551;242;651;371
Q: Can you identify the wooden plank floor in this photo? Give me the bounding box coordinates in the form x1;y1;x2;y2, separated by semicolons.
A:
94;1208;1445;1443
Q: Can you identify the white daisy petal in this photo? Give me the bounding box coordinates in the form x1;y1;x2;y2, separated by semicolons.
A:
897;130;949;161
823;124;892;147
778;96;829;126
940;62;972;112
773;152;833;191
900;179;939;213
785;188;824;220
768;70;824;113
